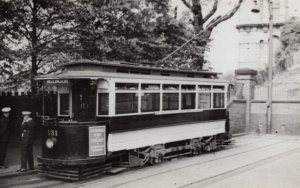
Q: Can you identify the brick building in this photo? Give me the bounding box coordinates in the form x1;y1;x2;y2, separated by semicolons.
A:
236;0;299;70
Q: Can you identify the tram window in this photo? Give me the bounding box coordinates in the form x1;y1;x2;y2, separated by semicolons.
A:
141;84;160;90
198;85;211;91
163;84;179;90
130;69;140;74
182;93;195;110
140;70;151;75
116;93;138;114
141;93;160;112
213;93;225;108
187;74;195;77
59;93;69;115
115;83;138;90
116;68;129;73
198;93;211;109
161;71;171;76
213;85;225;91
181;85;196;91
163;93;179;110
98;93;109;115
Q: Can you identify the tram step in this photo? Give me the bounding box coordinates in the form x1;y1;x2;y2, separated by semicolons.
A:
107;167;128;174
38;163;112;180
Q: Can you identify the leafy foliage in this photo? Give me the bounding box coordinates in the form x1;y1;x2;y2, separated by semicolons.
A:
0;0;209;93
275;21;300;71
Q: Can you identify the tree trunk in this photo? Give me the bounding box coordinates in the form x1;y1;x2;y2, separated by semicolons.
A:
30;0;38;95
31;53;37;95
191;0;203;33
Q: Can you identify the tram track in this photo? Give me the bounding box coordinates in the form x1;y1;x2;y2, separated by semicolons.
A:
1;136;298;188
72;136;299;188
180;146;300;188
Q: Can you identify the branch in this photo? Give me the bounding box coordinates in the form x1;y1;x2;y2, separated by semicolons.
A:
158;0;243;64
37;23;85;49
202;0;218;24
181;0;192;10
206;0;243;29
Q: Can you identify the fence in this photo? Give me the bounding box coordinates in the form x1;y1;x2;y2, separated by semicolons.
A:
0;92;57;140
254;82;300;101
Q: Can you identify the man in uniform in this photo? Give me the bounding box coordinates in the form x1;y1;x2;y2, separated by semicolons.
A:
0;107;11;169
17;111;35;172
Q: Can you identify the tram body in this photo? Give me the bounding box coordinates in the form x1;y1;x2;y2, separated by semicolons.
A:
36;60;231;180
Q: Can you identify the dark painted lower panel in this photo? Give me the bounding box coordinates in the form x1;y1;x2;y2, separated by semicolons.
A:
97;109;226;133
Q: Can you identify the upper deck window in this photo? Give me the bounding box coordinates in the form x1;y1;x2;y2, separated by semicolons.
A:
182;93;195;110
163;84;179;111
141;93;160;112
181;85;196;91
213;85;225;91
163;84;179;91
141;84;160;90
213;85;225;108
115;83;138;90
116;68;129;73
161;71;171;76
130;69;140;74
116;93;138;114
213;93;225;108
198;85;212;109
163;93;179;111
140;70;151;75
198;85;211;91
198;93;211;109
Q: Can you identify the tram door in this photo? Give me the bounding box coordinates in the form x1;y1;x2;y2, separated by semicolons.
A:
72;79;96;121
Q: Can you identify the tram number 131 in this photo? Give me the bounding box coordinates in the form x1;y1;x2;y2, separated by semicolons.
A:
48;130;58;137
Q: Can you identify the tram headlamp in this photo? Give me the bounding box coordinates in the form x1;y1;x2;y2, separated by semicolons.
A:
45;137;57;149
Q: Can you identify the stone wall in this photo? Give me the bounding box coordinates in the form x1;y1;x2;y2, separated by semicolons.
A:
251;100;300;135
229;99;247;134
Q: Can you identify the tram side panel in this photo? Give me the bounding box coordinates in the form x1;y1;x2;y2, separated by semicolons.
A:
38;122;107;166
98;109;226;133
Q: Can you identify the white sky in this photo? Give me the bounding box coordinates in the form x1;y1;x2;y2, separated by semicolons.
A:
172;0;240;74
172;0;300;74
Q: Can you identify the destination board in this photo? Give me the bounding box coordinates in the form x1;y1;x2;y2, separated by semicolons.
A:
88;126;106;157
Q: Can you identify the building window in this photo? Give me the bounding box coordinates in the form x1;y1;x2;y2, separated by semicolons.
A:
115;93;138;114
163;93;179;111
98;93;109;115
141;93;160;112
59;93;69;115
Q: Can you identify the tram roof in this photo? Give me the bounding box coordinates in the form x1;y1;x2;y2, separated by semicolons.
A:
36;60;228;83
59;60;221;75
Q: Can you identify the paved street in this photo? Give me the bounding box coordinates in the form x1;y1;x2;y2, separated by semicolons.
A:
1;134;300;188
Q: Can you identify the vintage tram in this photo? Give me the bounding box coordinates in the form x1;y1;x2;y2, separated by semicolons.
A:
36;60;231;180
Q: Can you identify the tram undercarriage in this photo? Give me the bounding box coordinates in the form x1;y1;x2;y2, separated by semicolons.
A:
113;135;231;168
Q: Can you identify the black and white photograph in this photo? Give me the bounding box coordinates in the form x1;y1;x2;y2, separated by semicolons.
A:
1;0;300;187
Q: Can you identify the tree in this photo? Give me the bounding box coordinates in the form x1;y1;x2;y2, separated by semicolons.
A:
179;0;243;68
57;0;200;68
0;0;82;94
0;0;214;93
275;20;300;71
